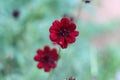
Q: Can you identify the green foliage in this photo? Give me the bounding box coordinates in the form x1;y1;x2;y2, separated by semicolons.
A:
0;0;120;80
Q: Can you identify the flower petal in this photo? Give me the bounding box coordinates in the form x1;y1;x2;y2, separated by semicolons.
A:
37;49;43;55
51;63;57;68
61;17;69;25
50;33;58;41
37;63;43;69
44;67;51;72
71;31;79;37
49;26;57;33
69;23;76;31
51;48;59;60
66;36;76;43
52;20;61;27
58;38;68;48
61;42;68;48
49;26;56;33
34;55;40;61
44;46;50;53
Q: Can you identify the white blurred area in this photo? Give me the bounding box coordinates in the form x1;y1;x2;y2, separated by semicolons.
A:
78;0;120;23
76;0;120;49
95;0;120;23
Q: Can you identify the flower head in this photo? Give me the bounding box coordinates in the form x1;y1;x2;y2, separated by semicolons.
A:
49;17;79;48
84;0;90;3
12;10;20;18
66;77;76;80
34;46;59;72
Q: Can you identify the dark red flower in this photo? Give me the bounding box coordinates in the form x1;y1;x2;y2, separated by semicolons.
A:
49;17;79;48
66;77;76;80
12;10;20;18
34;46;59;72
84;0;90;3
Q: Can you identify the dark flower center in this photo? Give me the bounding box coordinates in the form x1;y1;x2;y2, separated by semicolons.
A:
42;55;53;64
58;27;69;37
13;10;19;18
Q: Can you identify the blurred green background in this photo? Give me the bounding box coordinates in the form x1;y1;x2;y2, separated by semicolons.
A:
0;0;120;80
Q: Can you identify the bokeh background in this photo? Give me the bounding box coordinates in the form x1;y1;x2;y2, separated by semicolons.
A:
0;0;120;80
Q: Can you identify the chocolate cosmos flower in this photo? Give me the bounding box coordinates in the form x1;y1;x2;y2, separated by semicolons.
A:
49;17;79;48
34;46;59;72
67;77;76;80
12;10;20;18
84;0;90;3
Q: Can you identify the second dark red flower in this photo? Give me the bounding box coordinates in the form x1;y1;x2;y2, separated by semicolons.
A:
34;46;59;72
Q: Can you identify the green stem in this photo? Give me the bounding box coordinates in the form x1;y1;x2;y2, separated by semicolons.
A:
58;47;61;54
90;46;98;80
48;69;54;80
76;0;84;22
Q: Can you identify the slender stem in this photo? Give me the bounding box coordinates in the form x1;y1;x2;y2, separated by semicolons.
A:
48;69;54;80
90;46;98;80
76;0;84;22
58;46;61;54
